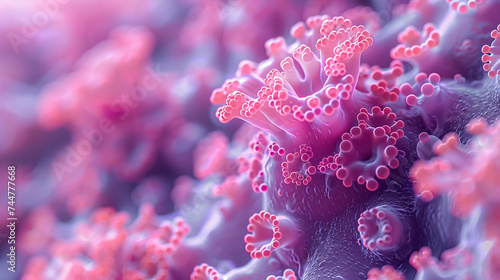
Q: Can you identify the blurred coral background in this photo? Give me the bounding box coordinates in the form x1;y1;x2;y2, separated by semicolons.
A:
1;0;500;279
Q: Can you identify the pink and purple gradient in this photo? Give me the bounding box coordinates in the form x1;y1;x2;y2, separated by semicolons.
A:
1;0;500;279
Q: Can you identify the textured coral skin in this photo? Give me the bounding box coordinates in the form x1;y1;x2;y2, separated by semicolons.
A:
3;0;500;280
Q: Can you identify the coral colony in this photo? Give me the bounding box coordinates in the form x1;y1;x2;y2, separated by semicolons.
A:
2;0;500;279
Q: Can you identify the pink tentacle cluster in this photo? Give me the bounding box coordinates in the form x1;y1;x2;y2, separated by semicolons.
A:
482;24;500;78
317;25;373;81
358;206;403;252
263;37;291;70
210;78;241;105
410;118;500;218
275;67;351;123
390;23;440;65
237;132;270;192
211;15;373;141
244;211;282;259
190;263;221;280
410;247;437;271
400;72;441;106
244;211;299;260
319;106;404;191
367;265;405;280
357;60;404;104
410;132;467;204
447;0;483;14
289;15;324;47
266;268;298;280
269;142;317;186
128;204;191;255
400;72;452;133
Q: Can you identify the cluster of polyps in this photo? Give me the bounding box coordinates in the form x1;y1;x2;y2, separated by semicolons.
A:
244;211;283;259
211;15;373;143
411;118;500;218
400;73;441;106
390;23;440;62
244;210;300;262
260;106;404;192
269;106;403;191
211;15;411;194
482;24;500;78
267;142;317;187
356;60;404;104
22;204;190;280
190;263;221;280
399;72;453;133
332;106;404;190
410;118;500;278
206;5;500;277
189;264;298;280
16;1;500;278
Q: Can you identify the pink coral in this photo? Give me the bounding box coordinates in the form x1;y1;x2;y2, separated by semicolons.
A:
482;24;500;78
269;142;317;187
409;245;478;279
319;106;404;191
244;211;300;261
238;132;270;192
244;211;282;259
358;206;403;252
22;204;190;279
411;118;500;219
367;265;405;280
356;60;404;105
211;15;373;144
190;263;221;280
391;23;440;63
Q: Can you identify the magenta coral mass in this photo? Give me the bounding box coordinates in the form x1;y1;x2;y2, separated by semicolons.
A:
3;0;500;279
